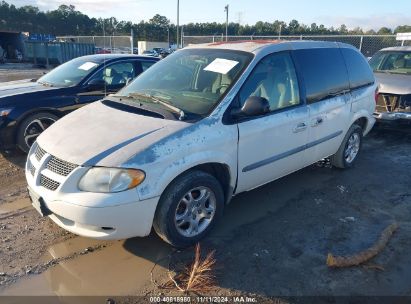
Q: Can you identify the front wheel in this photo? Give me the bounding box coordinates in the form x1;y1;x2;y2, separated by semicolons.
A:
153;170;224;248
17;112;59;153
330;124;363;169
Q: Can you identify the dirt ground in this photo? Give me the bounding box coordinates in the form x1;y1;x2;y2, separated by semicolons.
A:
1;68;411;303
0;63;48;82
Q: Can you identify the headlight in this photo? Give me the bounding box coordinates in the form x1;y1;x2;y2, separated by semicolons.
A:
0;108;12;117
78;167;145;193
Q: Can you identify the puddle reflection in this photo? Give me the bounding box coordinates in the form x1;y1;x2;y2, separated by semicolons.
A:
1;233;172;296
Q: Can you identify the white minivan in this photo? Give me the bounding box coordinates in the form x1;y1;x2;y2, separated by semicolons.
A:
26;41;376;247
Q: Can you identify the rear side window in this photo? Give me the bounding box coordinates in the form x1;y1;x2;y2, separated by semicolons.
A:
293;48;349;103
341;48;374;90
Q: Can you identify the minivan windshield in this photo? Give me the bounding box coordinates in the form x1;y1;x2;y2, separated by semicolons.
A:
369;51;411;74
38;57;100;87
118;48;253;116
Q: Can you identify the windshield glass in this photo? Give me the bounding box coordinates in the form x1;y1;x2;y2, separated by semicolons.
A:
118;49;253;116
38;57;100;87
369;51;411;74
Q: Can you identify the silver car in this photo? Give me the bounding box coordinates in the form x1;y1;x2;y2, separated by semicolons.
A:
370;46;411;123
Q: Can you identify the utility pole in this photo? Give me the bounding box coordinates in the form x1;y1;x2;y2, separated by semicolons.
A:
181;26;184;47
176;0;180;48
278;24;282;39
224;4;229;41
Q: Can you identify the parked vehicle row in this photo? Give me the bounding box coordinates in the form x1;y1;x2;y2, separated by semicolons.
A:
142;48;174;58
24;40;376;247
0;54;159;153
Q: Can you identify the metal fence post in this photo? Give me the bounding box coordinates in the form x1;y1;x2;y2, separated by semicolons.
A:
359;35;364;52
32;42;37;66
45;42;50;69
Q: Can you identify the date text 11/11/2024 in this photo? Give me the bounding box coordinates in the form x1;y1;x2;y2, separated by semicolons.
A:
149;296;259;303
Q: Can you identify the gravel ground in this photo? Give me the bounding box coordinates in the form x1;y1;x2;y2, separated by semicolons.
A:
0;63;47;82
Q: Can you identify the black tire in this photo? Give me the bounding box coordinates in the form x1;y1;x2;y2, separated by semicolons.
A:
16;112;59;153
330;124;363;169
153;170;224;248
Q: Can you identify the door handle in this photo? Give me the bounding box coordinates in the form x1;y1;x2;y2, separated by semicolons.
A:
293;122;307;133
311;117;323;127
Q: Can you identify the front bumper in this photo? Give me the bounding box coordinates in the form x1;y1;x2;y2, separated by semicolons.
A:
46;196;159;240
0;117;17;150
25;144;160;240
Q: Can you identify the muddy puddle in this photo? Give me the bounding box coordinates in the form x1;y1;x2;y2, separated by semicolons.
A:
0;234;173;296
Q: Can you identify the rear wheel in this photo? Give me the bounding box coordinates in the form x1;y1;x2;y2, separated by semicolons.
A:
330;124;363;169
153;170;224;248
17;112;58;153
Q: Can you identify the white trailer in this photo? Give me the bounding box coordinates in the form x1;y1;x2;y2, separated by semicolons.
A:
137;41;169;55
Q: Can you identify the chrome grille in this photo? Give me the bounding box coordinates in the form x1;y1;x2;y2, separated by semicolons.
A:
34;145;46;161
40;174;60;191
46;156;78;177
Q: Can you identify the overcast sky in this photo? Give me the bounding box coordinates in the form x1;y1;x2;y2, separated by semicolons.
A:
10;0;411;30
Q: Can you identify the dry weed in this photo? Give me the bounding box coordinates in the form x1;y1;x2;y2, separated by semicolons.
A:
163;243;217;293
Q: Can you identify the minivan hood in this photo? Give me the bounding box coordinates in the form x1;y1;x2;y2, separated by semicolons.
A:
36;100;190;167
374;72;411;95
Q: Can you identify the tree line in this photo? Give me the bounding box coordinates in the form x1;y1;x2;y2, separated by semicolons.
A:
0;1;410;42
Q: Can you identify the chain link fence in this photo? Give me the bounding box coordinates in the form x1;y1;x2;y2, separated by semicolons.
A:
56;36;135;53
56;34;411;57
182;35;411;57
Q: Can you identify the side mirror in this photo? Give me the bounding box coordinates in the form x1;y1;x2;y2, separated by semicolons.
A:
86;79;106;91
231;96;270;118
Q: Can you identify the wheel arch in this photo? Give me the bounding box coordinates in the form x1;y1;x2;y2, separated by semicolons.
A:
159;162;233;206
13;108;63;141
354;116;368;133
349;110;375;136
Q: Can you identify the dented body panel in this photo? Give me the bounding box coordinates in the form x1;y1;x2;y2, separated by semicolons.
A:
371;47;411;122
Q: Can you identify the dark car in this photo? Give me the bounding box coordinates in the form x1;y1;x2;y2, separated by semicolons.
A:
142;50;159;57
0;54;159;152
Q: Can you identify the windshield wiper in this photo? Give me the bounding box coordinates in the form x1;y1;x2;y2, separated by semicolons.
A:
127;92;186;120
37;80;54;87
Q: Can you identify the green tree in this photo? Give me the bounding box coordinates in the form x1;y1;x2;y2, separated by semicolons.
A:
377;27;392;35
395;25;411;33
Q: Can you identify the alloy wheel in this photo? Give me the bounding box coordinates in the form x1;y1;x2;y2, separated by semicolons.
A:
344;133;360;164
24;117;56;147
174;186;216;237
